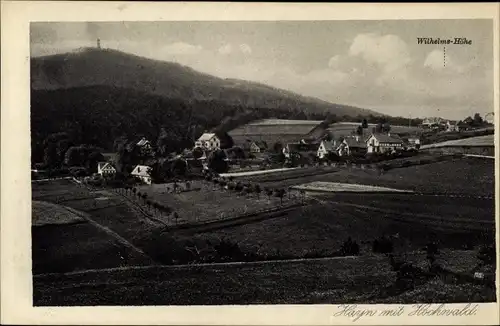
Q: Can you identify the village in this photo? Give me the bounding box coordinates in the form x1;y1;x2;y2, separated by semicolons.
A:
87;114;493;186
30;113;491;187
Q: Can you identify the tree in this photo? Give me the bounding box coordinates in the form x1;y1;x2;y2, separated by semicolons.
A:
473;113;484;127
192;147;204;159
362;118;368;129
265;188;273;200
171;158;188;177
273;142;283;153
142;193;148;205
274;188;285;205
173;212;180;225
356;125;364;136
208;149;229;174
254;184;262;199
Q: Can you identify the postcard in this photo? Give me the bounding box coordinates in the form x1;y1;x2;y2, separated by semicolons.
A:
1;1;499;325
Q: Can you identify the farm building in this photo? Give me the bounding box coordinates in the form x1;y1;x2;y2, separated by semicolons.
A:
131;165;152;184
228;119;325;148
195;133;221;151
97;162;116;176
366;133;404;154
420;135;494;156
283;142;320;159
337;137;368;156
241;140;268;154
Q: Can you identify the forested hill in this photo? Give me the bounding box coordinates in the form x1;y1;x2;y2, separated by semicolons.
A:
30;86;321;163
31;47;377;116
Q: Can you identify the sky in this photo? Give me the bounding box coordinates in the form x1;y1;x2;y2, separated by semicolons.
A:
31;20;494;120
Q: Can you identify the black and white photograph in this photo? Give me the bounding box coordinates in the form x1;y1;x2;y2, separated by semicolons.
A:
1;2;499;324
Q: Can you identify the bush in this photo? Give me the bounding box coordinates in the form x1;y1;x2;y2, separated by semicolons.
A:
477;245;496;265
373;237;394;254
340;237;360;256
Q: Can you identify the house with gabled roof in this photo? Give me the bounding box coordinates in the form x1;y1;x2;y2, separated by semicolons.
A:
317;140;336;159
337;137;368;156
366;133;404;154
131;165;152;184
283;142;320;159
195;133;220;151
97;161;117;176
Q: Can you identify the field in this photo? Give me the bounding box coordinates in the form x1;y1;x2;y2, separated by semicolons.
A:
203;194;494;258
32;157;496;305
33;249;494;306
32;180;158;274
292;181;413;193
33;200;85;226
136;181;298;225
239;158;494;196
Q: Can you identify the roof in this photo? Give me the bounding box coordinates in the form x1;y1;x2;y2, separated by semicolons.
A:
98;162;116;171
131;165;151;177
197;133;217;141
344;138;368;148
319;140;335;151
136;137;150;146
286;142;320;153
252;140;268;149
369;133;404;144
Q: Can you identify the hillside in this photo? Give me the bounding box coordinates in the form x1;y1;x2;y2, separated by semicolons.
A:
31;47;377;116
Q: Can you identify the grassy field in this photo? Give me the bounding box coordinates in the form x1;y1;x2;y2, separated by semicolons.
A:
33;249;495;306
248;158;494;196
136;181;298;225
204;194;494;258
33;200;85;226
32;221;153;274
32;157;495;305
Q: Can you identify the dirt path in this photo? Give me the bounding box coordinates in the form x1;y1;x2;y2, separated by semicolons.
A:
34;255;359;279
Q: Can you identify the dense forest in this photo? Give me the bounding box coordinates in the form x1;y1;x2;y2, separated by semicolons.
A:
31;86;327;165
31;85;425;168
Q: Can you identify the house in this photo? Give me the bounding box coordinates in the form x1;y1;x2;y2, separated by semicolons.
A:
336;137;368;156
283;142;319;159
195;133;220;151
249;141;268;154
366;133;404;154
97;162;117;176
131;165;152;184
445;121;459;132
420;117;444;129
317;140;336;159
405;136;421;150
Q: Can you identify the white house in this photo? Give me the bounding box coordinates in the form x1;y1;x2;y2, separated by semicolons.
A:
195;133;220;151
366;134;404;154
131;165;152;184
317;140;336;159
446;121;459;132
97;162;117;176
406;136;421;149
